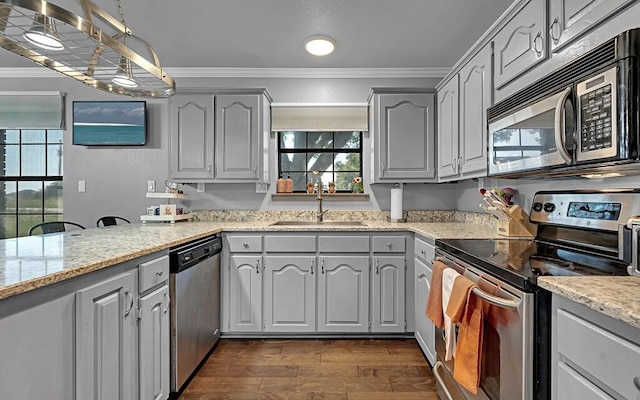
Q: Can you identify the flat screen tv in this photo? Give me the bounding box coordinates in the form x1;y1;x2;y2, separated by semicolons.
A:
72;101;147;145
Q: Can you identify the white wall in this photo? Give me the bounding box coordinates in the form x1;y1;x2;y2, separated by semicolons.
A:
0;74;456;228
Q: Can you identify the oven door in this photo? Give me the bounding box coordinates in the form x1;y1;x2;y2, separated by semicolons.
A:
488;86;574;176
432;256;534;400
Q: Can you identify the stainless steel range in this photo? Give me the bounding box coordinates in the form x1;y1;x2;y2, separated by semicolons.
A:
434;190;637;400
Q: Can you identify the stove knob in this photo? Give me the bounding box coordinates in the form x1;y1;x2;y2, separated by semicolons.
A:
543;202;556;213
532;202;543;212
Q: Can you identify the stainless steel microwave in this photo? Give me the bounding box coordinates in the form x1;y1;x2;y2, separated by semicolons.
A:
487;29;640;178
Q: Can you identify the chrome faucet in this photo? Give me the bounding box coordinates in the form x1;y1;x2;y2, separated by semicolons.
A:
316;178;328;222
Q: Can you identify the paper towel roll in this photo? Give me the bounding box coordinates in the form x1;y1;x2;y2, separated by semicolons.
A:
390;186;403;220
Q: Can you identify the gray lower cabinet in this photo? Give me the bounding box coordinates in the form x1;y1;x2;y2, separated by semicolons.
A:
138;285;170;400
369;88;436;183
75;271;138;400
492;0;546;90
414;236;436;365
228;255;263;332
318;255;370;332
263;256;316;332
371;255;406;333
552;294;640;400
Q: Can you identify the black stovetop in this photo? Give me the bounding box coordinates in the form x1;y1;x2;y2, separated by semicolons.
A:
435;238;630;291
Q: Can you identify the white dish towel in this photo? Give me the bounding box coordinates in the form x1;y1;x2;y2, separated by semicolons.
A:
442;267;460;361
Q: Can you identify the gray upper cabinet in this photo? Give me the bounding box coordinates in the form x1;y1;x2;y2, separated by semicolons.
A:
170;94;215;180
549;0;636;54
459;43;492;176
215;93;265;180
369;89;436;183
437;43;492;182
75;271;137;400
437;77;460;180
493;0;547;90
170;89;271;182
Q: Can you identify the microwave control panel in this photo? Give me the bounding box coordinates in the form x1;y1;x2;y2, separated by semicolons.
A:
576;67;618;161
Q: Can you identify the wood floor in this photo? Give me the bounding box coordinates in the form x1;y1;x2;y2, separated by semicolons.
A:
178;339;438;400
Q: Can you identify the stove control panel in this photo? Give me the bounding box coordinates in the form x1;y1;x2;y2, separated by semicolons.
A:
530;191;640;232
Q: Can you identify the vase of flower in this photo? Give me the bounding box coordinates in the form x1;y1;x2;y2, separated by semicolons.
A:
351;177;363;193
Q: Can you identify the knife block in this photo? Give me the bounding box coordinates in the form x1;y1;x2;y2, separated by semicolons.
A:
496;205;537;238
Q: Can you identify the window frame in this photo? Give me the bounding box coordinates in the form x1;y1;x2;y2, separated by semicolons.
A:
0;129;63;239
277;131;363;193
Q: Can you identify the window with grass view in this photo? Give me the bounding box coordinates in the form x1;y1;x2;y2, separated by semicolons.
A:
278;131;362;192
0;129;63;239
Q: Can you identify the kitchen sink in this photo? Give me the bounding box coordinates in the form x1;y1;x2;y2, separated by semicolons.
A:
270;221;367;226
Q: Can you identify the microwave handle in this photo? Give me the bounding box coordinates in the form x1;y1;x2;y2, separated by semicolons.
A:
554;86;573;164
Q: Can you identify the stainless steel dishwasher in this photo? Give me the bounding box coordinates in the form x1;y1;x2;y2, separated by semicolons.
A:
169;234;222;394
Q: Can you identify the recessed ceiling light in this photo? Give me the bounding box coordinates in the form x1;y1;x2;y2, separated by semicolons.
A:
304;36;336;56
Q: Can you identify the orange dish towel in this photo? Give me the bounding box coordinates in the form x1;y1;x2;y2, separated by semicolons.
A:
425;260;448;329
446;275;483;395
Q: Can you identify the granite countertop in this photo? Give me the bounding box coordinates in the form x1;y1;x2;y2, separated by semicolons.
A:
4;217;639;332
538;276;640;330
0;219;499;301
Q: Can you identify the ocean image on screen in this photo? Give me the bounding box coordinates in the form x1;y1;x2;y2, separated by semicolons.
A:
73;101;146;145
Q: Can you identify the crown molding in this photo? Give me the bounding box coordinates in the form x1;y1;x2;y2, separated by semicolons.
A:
0;66;450;79
165;67;450;79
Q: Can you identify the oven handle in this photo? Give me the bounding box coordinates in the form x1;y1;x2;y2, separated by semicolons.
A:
433;361;455;400
554;86;573;164
433;256;521;310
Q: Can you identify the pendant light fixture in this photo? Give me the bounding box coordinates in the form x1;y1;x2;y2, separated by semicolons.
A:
110;2;137;89
0;0;175;97
22;14;64;51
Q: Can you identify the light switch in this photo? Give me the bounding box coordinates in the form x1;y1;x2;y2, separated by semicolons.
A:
197;183;205;193
78;180;86;193
147;180;155;192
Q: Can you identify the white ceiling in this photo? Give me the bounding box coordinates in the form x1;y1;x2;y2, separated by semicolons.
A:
0;0;515;71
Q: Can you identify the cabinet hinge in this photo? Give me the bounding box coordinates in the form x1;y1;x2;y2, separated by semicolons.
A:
136;307;142;321
369;259;372;270
404;258;407;270
404;321;407;330
368;320;371;329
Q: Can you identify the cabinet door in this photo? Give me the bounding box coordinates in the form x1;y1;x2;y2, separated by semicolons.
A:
437;77;460;180
76;271;137;400
414;257;435;365
318;256;370;332
229;255;263;332
372;256;406;333
459;43;492;176
374;93;435;181
263;256;316;332
549;0;635;54
138;285;170;400
170;94;215;180
215;94;261;180
493;0;546;90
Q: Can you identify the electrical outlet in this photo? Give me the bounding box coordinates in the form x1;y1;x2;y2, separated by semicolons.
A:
147;180;155;192
197;183;205;192
255;182;268;193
